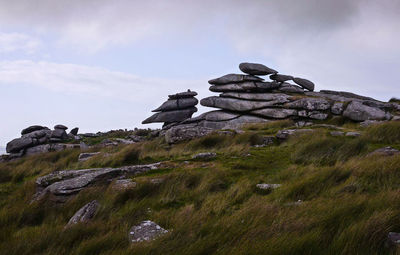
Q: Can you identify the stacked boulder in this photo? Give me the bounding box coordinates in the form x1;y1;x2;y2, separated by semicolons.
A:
142;90;198;128
5;124;80;158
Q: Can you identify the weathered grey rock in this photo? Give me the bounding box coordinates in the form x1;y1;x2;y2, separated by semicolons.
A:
208;74;263;85
331;102;344;115
256;183;281;190
70;128;79;136
111;179;137;190
345;131;361;137
252;136;275;147
198;115;269;130
308;111;329;120
251;108;297;119
66;200;99;227
295;121;313;128
152;97;198;112
330;131;345;136
168;90;197;99
387;232;400;246
190;111;240;122
343;101;386;121
6;137;33;153
293;77;315;91
278;83;304;93
201;96;285;112
209;81;280;92
22;129;51;139
78;152;101;162
51;129;68;140
239;62;277;75
54;124;68;130
221;92;292;103
25;144;51;156
392;116;400;121
164;124;214;144
270;74;293;82
33;163;162;201
129;220;168;243
320;90;376;101
285;98;331;111
359;120;382;127
369;147;400;156
142;107;197;124
276;129;314;140
192;152;217;160
21;125;49;135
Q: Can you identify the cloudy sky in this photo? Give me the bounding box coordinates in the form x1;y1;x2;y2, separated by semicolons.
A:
1;0;400;148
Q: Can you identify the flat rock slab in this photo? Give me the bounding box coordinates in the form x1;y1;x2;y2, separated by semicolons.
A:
285;98;331;111
66;200;99;227
221;92;292;102
142;107;197;124
201;96;286;112
129;220;168;243
208;74;263;85
152;97;198;112
209;81;280;92
270;74;293;82
369;147;400;156
251;108;298;119
168;90;198;99
33;163;162;201
21;125;49;135
239;62;277;75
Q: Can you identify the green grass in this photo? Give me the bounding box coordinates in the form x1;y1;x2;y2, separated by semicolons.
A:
1;120;400;254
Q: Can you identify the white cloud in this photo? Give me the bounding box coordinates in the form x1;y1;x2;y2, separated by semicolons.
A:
0;32;41;54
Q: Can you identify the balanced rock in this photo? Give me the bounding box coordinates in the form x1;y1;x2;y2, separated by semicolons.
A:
278;83;304;93
239;62;277;75
142;107;197;124
152;97;198;112
54;124;68;130
168;90;197;99
208;74;263;85
270;74;293;82
293;77;315;91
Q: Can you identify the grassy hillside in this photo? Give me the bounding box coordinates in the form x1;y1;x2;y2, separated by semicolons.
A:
1;120;400;255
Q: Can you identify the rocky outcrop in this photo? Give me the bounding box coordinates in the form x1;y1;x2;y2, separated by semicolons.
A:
343;101;388;121
142;90;198;126
33;162;163;202
192;152;217;160
129;220;168;243
66;200;99;227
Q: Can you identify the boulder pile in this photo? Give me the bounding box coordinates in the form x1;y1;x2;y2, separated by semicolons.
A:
5;124;80;158
150;62;399;135
142;90;198;128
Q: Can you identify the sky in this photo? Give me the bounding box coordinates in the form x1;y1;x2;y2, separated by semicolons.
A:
1;0;400;147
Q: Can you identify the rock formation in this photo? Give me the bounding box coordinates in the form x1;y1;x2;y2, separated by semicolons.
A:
142;90;198;128
5;124;81;159
142;62;399;141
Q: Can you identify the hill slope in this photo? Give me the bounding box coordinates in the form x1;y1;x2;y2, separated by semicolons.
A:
1;120;400;254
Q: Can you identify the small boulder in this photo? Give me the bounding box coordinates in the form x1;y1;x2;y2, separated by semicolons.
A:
78;152;101;161
330;131;344;137
192;152;217;160
345;132;361;137
66;200;99;227
276;129;314;140
239;62;277;75
129;220;168;243
388;232;400;246
54;124;68;130
293;77;315;91
369;147;400;156
256;183;281;191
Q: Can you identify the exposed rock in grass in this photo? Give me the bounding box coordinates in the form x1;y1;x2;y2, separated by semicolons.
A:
252;136;275;148
129;220;168;243
345;132;361;137
369;147;400;156
276;129;314;140
164;124;214;144
78;152;101;161
330;131;345;136
192;152;217;160
66;200;99;227
33;162;163;202
256;183;281;191
111;179;137;190
387;232;400;246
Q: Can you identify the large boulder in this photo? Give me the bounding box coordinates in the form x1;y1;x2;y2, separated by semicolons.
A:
208;74;263;85
343;101;387;121
293;77;315;91
238;62;277;75
142;107;197;124
66;200;99;227
201;96;286;112
152;97;198;112
21;125;49;135
129;220;168;243
6;137;33;153
285;98;331;111
164;124;214;144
